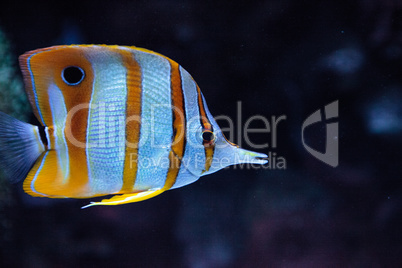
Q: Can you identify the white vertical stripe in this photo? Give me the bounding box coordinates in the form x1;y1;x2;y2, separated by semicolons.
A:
133;50;173;190
86;67;97;188
85;49;127;194
48;83;69;183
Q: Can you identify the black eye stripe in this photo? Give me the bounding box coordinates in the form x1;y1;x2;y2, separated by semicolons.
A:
62;66;85;85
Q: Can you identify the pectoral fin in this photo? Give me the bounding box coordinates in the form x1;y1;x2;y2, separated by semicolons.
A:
81;188;165;208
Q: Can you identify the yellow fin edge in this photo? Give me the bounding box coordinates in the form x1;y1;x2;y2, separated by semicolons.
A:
81;189;165;209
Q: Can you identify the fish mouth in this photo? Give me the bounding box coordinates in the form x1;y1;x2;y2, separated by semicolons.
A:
232;146;268;165
255;156;269;162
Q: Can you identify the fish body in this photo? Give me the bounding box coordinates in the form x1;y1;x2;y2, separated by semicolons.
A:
0;45;267;207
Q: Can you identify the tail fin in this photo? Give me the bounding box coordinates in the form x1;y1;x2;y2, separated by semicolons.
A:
0;111;46;183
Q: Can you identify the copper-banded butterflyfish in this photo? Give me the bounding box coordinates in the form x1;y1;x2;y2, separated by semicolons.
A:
0;45;267;208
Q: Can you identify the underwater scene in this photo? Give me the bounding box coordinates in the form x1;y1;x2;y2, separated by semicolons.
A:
0;0;401;267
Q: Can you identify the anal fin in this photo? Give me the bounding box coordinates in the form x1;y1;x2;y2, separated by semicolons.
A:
81;188;165;208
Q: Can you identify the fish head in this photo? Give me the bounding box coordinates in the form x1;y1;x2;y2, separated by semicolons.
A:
184;93;268;177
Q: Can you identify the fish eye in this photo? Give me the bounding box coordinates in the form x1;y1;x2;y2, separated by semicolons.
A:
62;66;85;85
202;130;215;143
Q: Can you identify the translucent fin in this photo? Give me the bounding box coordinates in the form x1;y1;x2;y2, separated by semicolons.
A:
0;111;45;183
81;188;165;209
169;167;200;190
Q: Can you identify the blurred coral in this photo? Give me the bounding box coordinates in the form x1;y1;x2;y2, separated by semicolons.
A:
0;29;29;121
